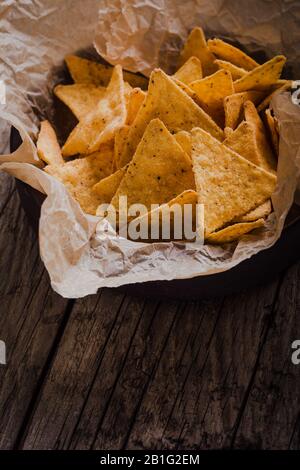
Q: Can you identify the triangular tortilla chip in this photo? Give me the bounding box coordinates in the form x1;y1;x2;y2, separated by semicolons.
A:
224;90;265;129
237;200;272;223
65;55;148;89
257;80;292;112
206;219;265;244
111;119;195;220
179;27;217;76
45;144;114;215
114;125;130;170
244;100;276;172
126;88;146;125
214;59;247;80
119;69;223;167
94;166;128;210
175;131;191;158
62;65;127;157
173;56;203;84
208;38;259;71
190;69;234;126
234;55;286;93
54;84;106;121
224;121;262;167
37;120;64;165
191;127;277;235
264;108;279;155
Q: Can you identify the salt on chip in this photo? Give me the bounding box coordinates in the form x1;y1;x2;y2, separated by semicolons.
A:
54;84;106;121
126;88;146;125
214;59;247;80
257;80;292;112
224;90;265;130
45;144;114;215
191;127;277;235
224;121;262;167
234;55;286;93
119;69;223;167
208;38;259;71
190;69;234;127
62;65;126;157
206;219;265;244
179;27;217;77
37;120;64;165
65;55;148;89
237;199;272;223
173;57;203;85
264;108;279;155
111;119;195;220
244;100;276;172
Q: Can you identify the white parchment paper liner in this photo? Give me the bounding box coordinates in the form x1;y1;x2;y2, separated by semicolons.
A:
0;0;300;298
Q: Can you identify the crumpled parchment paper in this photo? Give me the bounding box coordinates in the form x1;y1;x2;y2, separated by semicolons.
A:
0;0;300;298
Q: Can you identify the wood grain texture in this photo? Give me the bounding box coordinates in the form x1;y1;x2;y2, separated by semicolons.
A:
0;173;299;450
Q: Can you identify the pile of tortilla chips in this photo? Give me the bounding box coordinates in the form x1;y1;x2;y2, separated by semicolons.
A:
37;27;291;244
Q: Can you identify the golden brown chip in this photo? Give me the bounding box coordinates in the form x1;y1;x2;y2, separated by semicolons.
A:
179;27;217;76
114;125;130;170
126;88;146;125
119;69;223;167
237;200;272;223
234;55;286;93
94;166;128;209
65;55;148;89
244;100;276;172
54;84;106;121
45;144;114;215
223;121;262;166
224;90;265;129
264;108;279;155
175;131;192;159
111;119;195;220
190;69;234;127
62;65;127;157
207;38;259;71
214;59;247;80
37;120;64;165
191;127;277;235
257;80;292;112
206;219;265;244
173;56;203;84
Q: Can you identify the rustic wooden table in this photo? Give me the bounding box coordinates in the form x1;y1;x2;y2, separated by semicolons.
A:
0;172;299;450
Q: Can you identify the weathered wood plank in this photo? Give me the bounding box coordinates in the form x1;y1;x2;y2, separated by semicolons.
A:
0;187;70;449
232;262;300;449
124;280;281;449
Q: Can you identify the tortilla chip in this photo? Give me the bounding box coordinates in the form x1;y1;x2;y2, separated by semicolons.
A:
214;59;247;80
224;90;265;129
179;27;217;76
257;80;292;112
119;69;223;167
126;88;146;125
111;119;195;220
114;125;130;169
206;219;265;244
94;166;127;210
237;199;272;223
54;84;106;121
65;55;148;89
234;55;286;93
208;38;259;71
62;65;127;157
224;121;263;167
37;120;64;165
45;144;114;215
244;100;276;172
175;131;192;158
129;190;198;241
191;127;277;235
190;69;234;127
264;108;279;155
173;56;203;84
